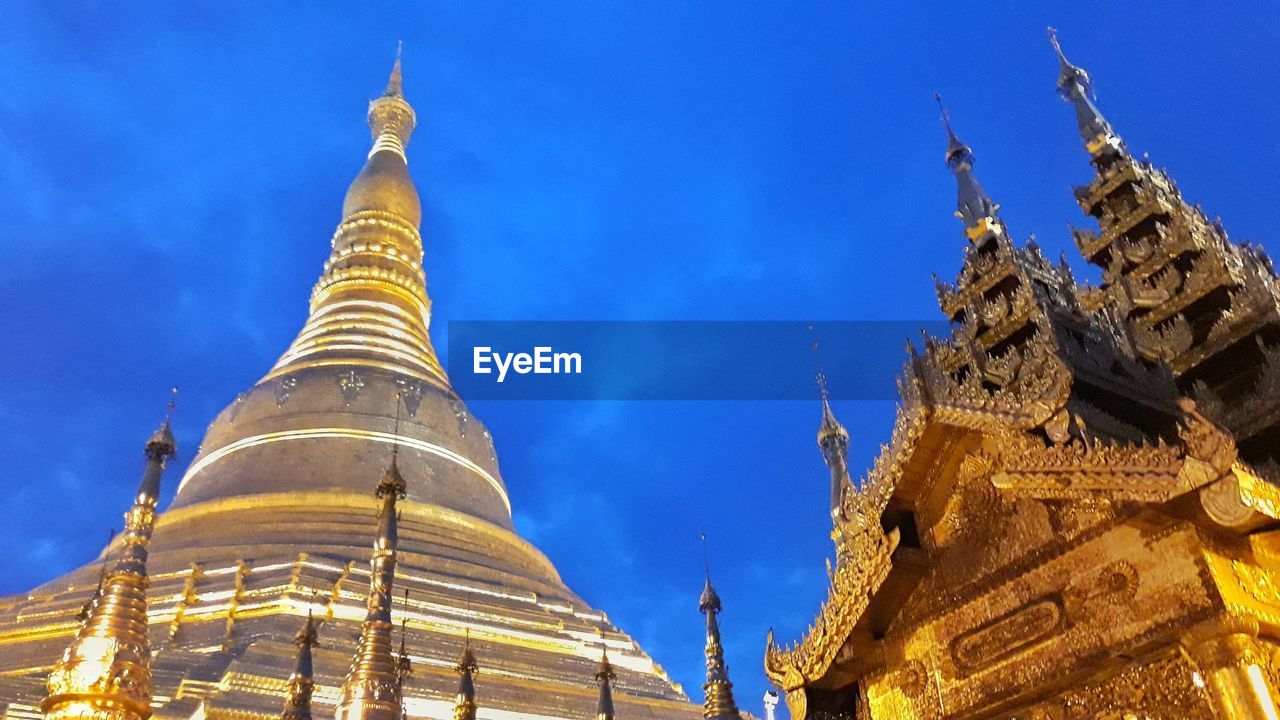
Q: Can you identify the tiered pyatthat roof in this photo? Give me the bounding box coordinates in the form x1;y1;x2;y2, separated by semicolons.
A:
42;414;176;720
1053;30;1280;467
765;28;1280;720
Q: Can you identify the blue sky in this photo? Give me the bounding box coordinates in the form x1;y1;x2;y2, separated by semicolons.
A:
2;1;1278;713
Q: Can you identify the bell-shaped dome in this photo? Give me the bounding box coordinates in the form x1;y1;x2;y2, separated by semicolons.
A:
342;148;422;227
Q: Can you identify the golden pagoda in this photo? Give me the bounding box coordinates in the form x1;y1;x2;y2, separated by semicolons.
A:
0;54;698;720
764;31;1280;719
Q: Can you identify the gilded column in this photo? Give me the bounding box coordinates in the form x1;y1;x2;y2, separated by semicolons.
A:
1181;617;1280;720
42;417;177;720
282;612;320;720
334;454;407;720
699;578;742;720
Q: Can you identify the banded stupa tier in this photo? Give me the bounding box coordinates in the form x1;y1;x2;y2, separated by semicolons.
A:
0;57;697;720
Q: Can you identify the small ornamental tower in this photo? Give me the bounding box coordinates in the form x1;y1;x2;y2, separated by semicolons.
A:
282;612;320;720
334;396;409;720
698;541;741;720
452;635;478;720
594;647;616;720
42;402;178;720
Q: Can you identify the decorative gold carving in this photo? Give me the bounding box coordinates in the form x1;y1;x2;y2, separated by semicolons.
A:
1061;561;1137;622
951;598;1063;672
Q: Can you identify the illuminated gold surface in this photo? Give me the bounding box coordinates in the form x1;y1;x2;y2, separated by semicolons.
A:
765;35;1280;720
41;424;176;720
0;56;696;720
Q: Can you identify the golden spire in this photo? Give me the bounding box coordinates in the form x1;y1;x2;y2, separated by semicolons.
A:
266;46;446;385
282;611;320;720
811;332;851;520
933;93;1000;239
1047;27;1125;158
452;627;478;720
698;535;741;720
594;645;616;720
816;371;851;516
334;398;408;720
42;392;178;720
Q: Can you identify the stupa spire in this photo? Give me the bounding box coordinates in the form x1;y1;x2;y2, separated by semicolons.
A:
1048;27;1126;159
282;611;320;720
334;398;408;720
42;393;178;720
594;645;616;720
452;628;478;720
384;42;404;98
698;536;741;720
815;372;852;519
935;94;1000;240
265;47;445;385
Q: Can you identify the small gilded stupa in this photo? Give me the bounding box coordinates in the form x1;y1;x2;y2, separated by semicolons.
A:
0;52;699;720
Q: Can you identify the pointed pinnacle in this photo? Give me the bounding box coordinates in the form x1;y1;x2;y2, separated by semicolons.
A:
384;42;404;98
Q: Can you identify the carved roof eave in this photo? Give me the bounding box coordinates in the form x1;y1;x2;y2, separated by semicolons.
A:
763;350;1076;690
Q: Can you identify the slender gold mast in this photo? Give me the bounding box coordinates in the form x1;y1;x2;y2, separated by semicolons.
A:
281;611;320;720
42;400;178;720
452;630;478;720
334;397;407;720
698;537;741;720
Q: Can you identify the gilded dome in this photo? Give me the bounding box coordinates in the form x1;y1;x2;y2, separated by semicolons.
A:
341;150;422;226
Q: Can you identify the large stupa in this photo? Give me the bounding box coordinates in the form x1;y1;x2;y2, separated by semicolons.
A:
0;56;700;720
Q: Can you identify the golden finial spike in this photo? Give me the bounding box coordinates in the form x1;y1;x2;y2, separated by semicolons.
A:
1047;26;1065;59
700;532;711;582
384;42;404;98
935;92;965;153
42;421;175;720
